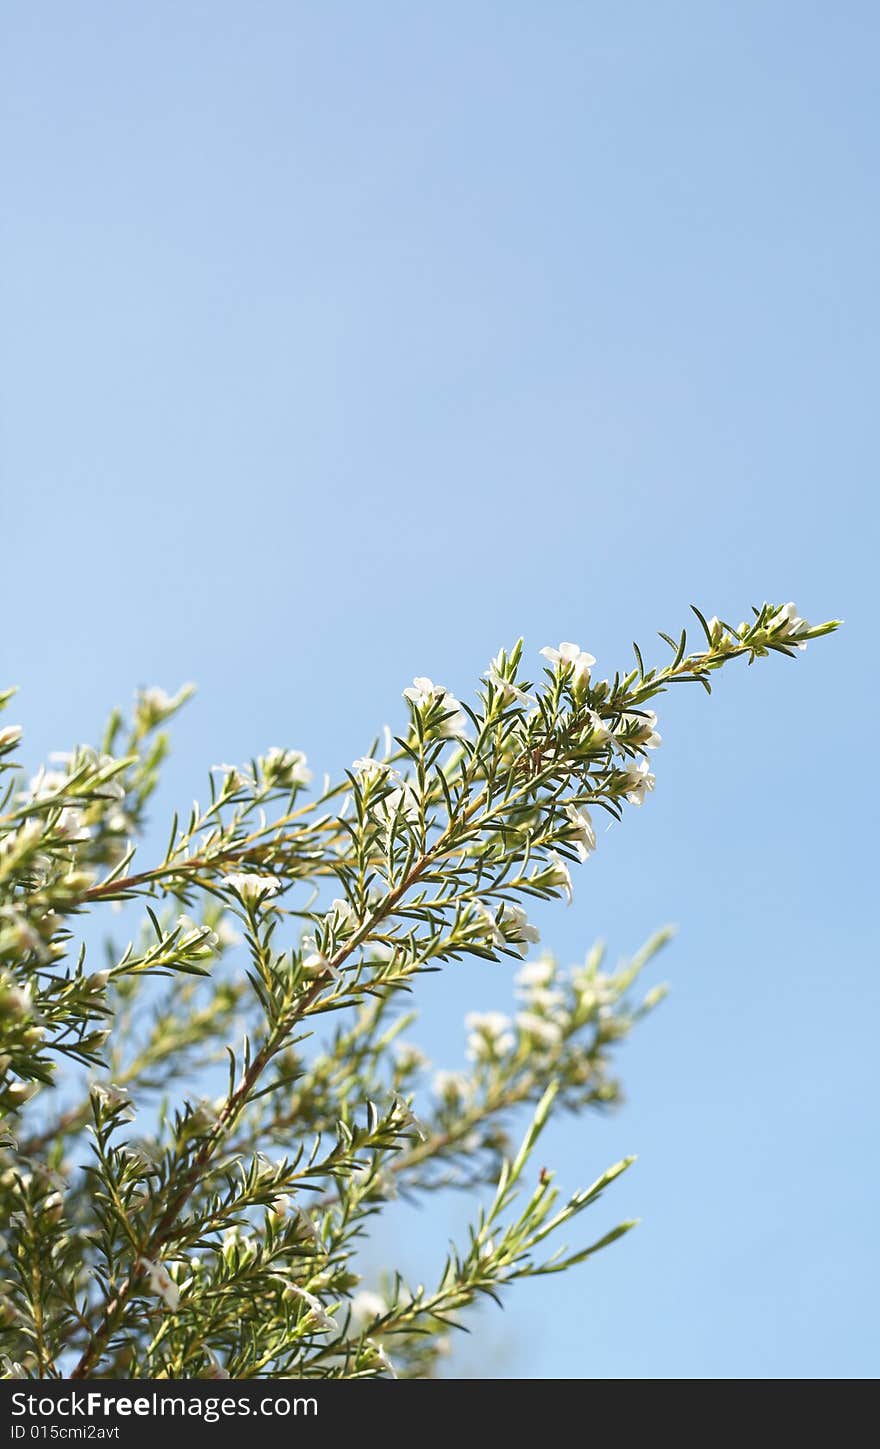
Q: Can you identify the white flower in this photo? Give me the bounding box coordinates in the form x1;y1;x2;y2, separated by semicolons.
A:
584;710;611;745
216;918;242;950
436;700;470;739
221;1225;256;1263
486;658;535;708
499;903;540;956
515;956;556;991
403;677;468;738
285;1283;336;1333
91;1082;134;1118
705;616;736;651
616;709;662;749
211;762;250;789
526;986;566;1013
391;1095;428;1142
329;897;359;932
539;641;596;686
767;601;808;648
176;915;219;953
476;902;539;956
135;684;193;729
26;767;67;801
259;747;312;789
475;901;505;948
395;1042;428;1073
466;1010;515;1060
403;676;441;706
564;804;596;861
0;727;22;751
571;966;617;1013
187;1098;222;1133
466;1009;513;1037
352;756;389;781
382;783;421;823
350;1290;386;1329
301;936;340;980
139;1258;180;1311
546;851;573;904
104;807;131;835
516;1011;564;1047
140;687;174;713
433;1069;469;1102
221;871;280;905
268;1193;290;1221
293;1206;322;1245
367;1340;397;1378
622;758;655;805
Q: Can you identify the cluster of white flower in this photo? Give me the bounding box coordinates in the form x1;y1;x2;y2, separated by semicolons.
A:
176;914;219;956
390;1094;429;1142
616;708;662;749
329;897;359;933
402;677;469;739
706;616;736;651
433;1068;470;1102
381;779;421;824
90;1082;134;1118
211;761;250;790
300;934;341;980
465;1010;515;1061
220;871;281;906
395;1042;429;1073
477;902;540;958
545;851;574;904
515;1010;564;1048
486;653;535;709
515;956;567;1048
134;684;193;732
564;803;596;862
352;754;390;782
621;758;655;806
539;640;596;688
766;601;809;648
570;961;618;1018
258;747;313;790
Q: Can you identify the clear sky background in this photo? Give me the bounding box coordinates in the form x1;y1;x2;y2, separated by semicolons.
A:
2;3;877;1379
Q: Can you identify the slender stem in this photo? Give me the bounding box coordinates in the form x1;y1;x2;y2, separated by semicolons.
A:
68;838;441;1378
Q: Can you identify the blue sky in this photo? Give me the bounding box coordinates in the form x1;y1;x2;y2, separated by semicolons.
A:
2;3;877;1378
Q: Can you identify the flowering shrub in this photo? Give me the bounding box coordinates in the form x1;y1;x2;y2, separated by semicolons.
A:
0;603;837;1379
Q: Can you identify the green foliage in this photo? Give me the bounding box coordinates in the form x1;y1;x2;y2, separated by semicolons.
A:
0;603;838;1378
